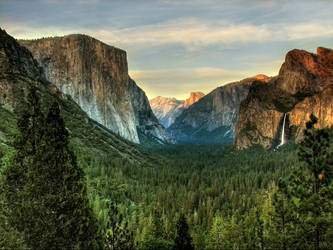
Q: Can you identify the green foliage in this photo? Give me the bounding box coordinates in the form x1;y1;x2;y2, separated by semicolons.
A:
105;202;136;250
0;200;29;250
287;114;333;250
2;97;332;250
138;236;174;250
0;88;102;249
269;180;295;250
83;141;298;249
206;213;243;250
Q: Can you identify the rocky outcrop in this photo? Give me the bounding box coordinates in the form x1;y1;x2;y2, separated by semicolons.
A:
168;75;270;143
183;92;205;108
235;47;333;149
0;28;158;163
149;92;204;128
20;35;173;144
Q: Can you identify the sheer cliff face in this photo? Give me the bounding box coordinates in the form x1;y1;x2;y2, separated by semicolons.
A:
20;35;173;144
235;47;333;149
168;76;270;143
0;29;157;163
149;92;204;128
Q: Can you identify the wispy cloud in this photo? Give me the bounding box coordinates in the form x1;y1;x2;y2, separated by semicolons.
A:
1;0;332;98
96;19;333;49
5;18;333;51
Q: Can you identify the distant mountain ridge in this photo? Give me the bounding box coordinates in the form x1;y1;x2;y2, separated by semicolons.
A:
168;75;271;143
150;92;204;128
20;35;173;145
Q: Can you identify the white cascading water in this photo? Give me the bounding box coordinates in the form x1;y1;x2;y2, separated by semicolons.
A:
277;113;287;148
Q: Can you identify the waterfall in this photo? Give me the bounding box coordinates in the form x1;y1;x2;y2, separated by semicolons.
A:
277;113;287;148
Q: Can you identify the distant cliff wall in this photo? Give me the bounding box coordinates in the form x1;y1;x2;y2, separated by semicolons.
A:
168;75;270;143
20;35;173;144
235;47;333;149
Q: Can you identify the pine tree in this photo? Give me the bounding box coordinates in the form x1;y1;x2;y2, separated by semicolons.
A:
288;114;333;250
206;216;225;250
270;179;294;250
174;214;194;250
0;88;103;249
105;202;136;250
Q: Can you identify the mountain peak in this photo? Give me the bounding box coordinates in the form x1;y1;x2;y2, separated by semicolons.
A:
253;74;270;82
184;92;205;108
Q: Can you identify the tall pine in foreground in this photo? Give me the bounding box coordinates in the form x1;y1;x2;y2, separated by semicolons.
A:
0;88;102;249
287;114;333;250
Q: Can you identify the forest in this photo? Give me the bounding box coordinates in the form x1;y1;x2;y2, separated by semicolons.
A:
0;88;332;250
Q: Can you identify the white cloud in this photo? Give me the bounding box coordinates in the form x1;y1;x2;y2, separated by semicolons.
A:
3;18;333;51
284;22;333;40
88;18;333;51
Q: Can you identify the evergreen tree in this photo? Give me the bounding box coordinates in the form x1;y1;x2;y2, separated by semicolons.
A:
174;214;194;250
105;202;136;250
288;114;333;250
270;180;294;250
0;88;102;249
206;216;225;250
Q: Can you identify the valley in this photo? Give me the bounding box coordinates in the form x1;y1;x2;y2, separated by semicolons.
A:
0;8;333;248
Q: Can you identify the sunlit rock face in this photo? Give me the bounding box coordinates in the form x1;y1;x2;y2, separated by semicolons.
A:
235;47;333;149
183;92;205;108
20;35;173;144
168;76;269;143
150;96;184;128
0;28;158;162
149;92;204;128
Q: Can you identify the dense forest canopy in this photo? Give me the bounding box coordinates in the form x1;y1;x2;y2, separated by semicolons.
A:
0;90;332;249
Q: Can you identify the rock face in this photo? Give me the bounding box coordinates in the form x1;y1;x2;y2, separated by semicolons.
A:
20;35;173;144
150;96;184;128
168;75;270;143
183;92;205;108
235;47;333;149
0;28;157;163
149;92;204;128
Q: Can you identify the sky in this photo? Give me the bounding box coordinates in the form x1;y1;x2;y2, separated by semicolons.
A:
1;0;333;99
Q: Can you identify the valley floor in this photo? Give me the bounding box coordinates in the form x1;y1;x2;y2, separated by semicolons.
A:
86;142;305;249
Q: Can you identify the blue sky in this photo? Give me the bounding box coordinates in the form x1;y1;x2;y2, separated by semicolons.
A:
1;0;332;99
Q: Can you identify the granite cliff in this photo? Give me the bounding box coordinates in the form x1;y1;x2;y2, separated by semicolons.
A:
0;28;160;163
235;47;333;149
149;92;204;128
20;35;173;144
168;75;270;143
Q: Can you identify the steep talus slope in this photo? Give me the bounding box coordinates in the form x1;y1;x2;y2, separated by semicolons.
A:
235;47;333;149
168;75;270;143
149;92;204;128
20;35;173;145
0;28;160;164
